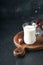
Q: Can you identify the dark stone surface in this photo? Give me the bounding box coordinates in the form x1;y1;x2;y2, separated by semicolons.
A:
0;19;43;65
0;0;43;65
0;0;43;19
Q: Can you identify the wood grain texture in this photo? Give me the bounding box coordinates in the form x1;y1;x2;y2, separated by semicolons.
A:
13;31;43;50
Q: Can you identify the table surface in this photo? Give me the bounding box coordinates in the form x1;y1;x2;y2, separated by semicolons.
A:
0;19;43;65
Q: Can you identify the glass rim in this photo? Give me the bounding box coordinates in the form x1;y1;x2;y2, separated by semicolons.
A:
22;22;37;28
22;22;30;28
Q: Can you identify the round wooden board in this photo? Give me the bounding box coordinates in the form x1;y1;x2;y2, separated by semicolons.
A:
13;31;43;50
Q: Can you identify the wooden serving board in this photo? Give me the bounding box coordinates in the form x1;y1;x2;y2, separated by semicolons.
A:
13;31;43;50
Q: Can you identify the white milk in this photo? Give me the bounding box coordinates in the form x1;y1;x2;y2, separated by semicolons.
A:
24;25;36;44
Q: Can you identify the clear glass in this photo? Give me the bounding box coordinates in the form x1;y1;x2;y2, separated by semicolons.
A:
31;19;43;36
22;22;36;44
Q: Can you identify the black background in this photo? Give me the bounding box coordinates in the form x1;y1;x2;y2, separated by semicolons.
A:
0;0;43;65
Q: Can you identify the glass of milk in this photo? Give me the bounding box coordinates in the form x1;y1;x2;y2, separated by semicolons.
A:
22;22;36;45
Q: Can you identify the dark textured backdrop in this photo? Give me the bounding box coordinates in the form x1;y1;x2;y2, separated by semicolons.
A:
0;0;43;20
0;0;43;65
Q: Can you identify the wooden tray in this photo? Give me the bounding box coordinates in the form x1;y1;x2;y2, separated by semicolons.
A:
13;31;43;56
